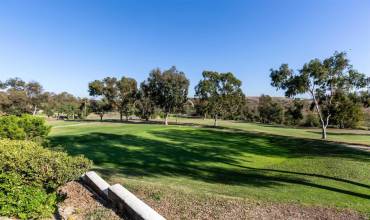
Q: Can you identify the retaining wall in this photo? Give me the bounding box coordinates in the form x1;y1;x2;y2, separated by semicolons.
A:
81;171;165;220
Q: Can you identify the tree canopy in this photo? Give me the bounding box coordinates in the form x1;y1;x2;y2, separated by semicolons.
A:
270;51;369;139
195;71;245;126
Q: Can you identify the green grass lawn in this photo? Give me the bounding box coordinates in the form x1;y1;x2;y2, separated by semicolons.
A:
48;119;370;216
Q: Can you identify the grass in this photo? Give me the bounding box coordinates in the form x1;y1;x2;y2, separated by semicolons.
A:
48;119;370;216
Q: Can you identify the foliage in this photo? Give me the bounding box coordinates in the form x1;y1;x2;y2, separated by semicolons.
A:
302;112;320;127
88;77;118;108
0;78;46;116
195;71;245;126
258;95;284;124
284;99;304;125
117;77;138;121
0;115;51;142
146;66;190;125
89;99;112;121
270;51;369;139
136;81;156;120
0;139;92;190
331;92;364;128
0;172;56;219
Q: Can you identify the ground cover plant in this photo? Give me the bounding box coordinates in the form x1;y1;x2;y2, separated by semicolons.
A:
48;119;370;217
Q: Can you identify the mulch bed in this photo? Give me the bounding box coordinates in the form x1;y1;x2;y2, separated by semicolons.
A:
56;181;122;220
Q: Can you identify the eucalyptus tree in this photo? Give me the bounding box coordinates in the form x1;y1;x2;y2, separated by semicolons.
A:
89;99;111;121
146;66;189;125
25;81;44;115
88;77;118;111
270;51;368;139
195;71;245;126
117;77;138;121
136;81;155;121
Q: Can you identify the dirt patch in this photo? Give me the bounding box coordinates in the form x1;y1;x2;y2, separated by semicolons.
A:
56;181;122;220
129;185;366;220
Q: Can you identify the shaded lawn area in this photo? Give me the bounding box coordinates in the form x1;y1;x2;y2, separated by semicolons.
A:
48;122;370;215
157;117;370;145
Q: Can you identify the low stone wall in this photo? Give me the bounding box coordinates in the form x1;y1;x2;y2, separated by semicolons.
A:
81;171;165;220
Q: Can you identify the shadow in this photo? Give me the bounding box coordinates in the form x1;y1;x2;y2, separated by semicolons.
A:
48;127;370;200
61;118;202;127
307;130;370;137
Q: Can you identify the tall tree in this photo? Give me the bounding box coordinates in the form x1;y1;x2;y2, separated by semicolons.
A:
136;81;155;121
26;81;44;115
88;77;118;111
195;71;245;126
117;77;138;121
270;51;368;139
89;99;111;121
146;66;189;125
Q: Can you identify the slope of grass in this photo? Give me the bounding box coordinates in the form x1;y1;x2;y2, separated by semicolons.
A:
48;120;370;215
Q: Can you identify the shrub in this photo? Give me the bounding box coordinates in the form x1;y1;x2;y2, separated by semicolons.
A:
0;115;51;142
302;113;320;127
0;139;92;190
0;172;56;219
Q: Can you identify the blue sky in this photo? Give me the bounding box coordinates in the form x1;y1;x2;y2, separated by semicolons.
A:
0;0;369;97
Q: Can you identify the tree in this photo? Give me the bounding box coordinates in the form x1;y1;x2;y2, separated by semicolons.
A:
257;95;284;124
25;81;44;115
331;92;364;128
195;71;245;126
54;92;80;119
146;66;189;125
88;77;118;111
285;99;304;125
117;77;138;121
89;99;111;121
270;51;368;139
136;81;155;121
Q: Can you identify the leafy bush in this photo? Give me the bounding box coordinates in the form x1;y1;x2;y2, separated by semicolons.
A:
0;172;56;219
302;113;320;127
0;115;51;142
0;139;92;190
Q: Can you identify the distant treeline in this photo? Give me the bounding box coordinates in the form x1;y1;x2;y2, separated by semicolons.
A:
1;52;369;133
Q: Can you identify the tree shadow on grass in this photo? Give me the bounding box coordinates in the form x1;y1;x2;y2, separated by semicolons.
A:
48;127;370;200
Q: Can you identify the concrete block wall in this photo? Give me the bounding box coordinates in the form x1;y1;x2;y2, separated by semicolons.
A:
81;171;165;220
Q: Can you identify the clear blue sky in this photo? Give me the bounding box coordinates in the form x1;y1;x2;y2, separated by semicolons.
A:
0;0;369;97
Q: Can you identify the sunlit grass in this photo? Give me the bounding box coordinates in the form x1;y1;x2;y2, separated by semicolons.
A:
48;119;370;215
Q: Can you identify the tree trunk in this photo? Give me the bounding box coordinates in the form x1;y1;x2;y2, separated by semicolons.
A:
32;106;37;116
126;114;129;121
100;114;103;121
120;111;123;121
214;115;218;127
203;113;207;120
164;113;169;125
321;125;327;139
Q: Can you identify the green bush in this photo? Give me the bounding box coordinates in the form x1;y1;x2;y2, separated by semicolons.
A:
302;113;320;127
0;115;51;142
0;139;92;190
0;172;56;219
